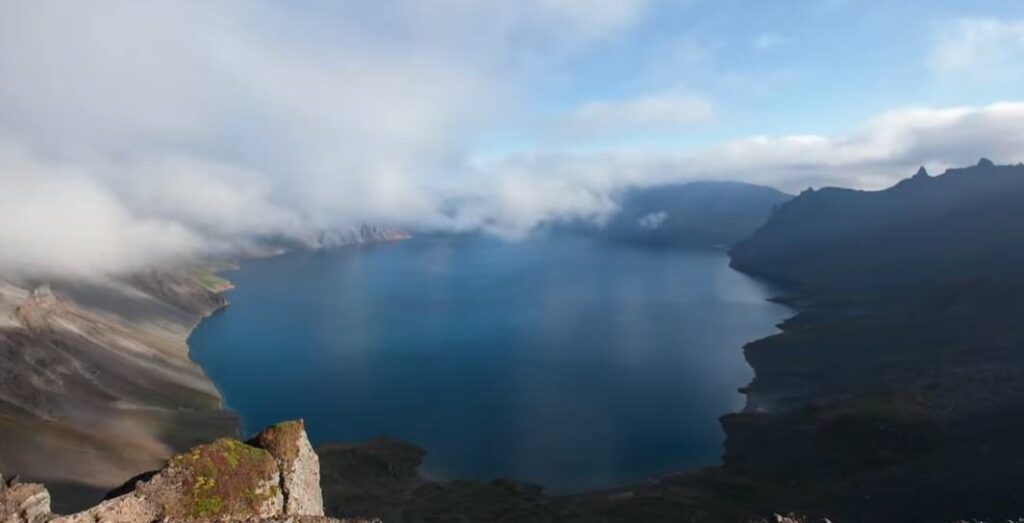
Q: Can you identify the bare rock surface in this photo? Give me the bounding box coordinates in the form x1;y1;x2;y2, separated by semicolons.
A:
249;421;323;516
54;437;283;522
0;472;52;523
10;421;348;522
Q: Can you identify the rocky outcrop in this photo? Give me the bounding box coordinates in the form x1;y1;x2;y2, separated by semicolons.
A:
57;437;283;522
13;286;61;331
0;421;364;523
249;421;324;517
0;473;51;523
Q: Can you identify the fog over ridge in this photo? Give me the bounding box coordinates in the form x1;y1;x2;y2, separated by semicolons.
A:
3;1;1024;278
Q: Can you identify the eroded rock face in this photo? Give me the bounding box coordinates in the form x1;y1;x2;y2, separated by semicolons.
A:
249;421;324;516
15;420;343;522
14;285;61;331
0;473;52;523
55;438;283;522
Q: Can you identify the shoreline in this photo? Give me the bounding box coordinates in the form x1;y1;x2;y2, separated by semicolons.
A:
184;232;412;436
0;272;241;513
182;287;235;417
188;239;792;498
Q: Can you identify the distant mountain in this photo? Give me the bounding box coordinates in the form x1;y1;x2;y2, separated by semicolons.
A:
306;224;410;249
731;159;1024;298
578;181;791;248
250;224;410;257
720;160;1024;521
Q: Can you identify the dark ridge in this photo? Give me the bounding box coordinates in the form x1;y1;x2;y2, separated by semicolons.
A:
720;160;1024;521
730;160;1024;301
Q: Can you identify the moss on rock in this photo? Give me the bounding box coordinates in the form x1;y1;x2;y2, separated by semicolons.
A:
152;437;282;520
250;420;305;466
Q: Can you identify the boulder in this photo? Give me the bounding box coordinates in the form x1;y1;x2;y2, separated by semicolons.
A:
0;472;52;523
249;420;324;516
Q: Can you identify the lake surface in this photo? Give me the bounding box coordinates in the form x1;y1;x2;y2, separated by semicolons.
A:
188;234;790;492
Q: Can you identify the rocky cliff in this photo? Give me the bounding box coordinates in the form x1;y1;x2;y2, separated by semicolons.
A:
0;420;374;523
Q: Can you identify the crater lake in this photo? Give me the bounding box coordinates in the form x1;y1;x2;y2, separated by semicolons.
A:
188;233;790;492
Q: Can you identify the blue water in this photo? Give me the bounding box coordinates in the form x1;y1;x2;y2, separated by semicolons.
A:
188;234;789;491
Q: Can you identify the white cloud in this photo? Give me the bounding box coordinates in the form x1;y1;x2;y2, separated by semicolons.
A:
459;101;1024;236
928;18;1024;79
2;2;1023;279
527;0;650;40
752;33;785;51
0;141;202;279
0;0;652;278
554;90;715;139
638;211;669;230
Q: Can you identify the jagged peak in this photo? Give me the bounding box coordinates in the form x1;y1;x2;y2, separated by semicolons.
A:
977;157;995;168
913;166;929;179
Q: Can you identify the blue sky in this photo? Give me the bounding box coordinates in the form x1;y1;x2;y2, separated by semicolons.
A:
481;0;1024;153
2;0;1024;276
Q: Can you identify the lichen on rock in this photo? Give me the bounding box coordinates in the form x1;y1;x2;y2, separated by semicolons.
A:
5;421;354;522
52;436;282;522
153;437;283;520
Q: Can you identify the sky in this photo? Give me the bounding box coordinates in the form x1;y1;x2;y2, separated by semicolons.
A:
2;0;1024;278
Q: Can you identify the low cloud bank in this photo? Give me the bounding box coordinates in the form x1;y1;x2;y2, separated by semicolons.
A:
456;101;1024;235
2;2;1024;279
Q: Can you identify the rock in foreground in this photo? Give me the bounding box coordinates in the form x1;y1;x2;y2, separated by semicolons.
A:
248;421;324;517
0;473;51;523
1;421;369;523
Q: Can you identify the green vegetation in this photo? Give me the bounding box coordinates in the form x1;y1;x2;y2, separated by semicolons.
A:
194;270;233;293
250;420;304;467
165;438;279;519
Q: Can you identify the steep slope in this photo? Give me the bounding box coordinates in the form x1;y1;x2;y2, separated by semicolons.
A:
0;272;238;513
720;160;1024;521
730;159;1024;297
595;181;791;248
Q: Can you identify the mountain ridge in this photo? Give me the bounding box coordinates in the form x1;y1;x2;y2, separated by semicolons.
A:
731;159;1024;299
720;160;1024;521
564;180;791;248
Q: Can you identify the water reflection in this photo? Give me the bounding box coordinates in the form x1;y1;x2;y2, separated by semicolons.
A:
189;234;790;492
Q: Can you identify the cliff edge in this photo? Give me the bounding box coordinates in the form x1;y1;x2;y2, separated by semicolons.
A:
0;420;371;523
